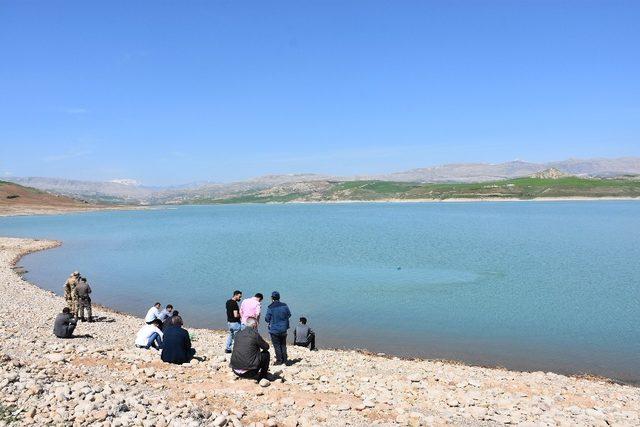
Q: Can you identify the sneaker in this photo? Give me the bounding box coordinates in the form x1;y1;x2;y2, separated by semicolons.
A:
225;349;232;354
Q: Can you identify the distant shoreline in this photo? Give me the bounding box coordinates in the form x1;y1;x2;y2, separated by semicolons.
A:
272;196;640;205
0;204;152;217
1;196;639;217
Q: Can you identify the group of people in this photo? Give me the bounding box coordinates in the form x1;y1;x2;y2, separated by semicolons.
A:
53;271;93;339
63;271;93;321
226;290;316;381
135;302;198;364
53;271;319;377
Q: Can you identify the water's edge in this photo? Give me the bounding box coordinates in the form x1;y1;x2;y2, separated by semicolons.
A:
12;235;633;386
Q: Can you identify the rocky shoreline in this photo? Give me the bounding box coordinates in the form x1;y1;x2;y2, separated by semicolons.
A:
1;237;639;426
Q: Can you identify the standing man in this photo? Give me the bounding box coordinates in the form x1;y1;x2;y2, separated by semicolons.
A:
265;291;291;366
75;277;93;322
225;290;243;354
240;293;263;326
63;271;80;315
145;302;162;324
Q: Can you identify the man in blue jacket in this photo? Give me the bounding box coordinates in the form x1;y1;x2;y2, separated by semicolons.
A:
264;291;291;365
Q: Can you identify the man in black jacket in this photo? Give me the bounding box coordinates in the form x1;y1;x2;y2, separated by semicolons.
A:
53;307;77;338
230;317;270;380
161;316;196;364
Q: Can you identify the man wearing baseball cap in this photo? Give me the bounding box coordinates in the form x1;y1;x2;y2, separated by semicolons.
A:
264;291;291;365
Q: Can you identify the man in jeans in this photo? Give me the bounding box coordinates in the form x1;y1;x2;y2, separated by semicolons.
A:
225;290;243;354
265;291;291;365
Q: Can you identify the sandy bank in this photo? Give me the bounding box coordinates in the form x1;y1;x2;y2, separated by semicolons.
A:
0;205;154;218
1;237;639;426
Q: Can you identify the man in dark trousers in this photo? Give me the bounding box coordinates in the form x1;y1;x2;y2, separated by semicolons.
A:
230;317;270;380
225;290;242;353
53;307;78;338
264;291;291;365
160;316;196;364
75;277;93;322
294;317;317;351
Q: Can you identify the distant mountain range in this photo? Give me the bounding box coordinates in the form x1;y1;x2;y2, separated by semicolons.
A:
7;157;640;204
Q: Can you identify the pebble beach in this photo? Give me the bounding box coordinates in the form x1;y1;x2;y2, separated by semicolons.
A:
1;236;639;426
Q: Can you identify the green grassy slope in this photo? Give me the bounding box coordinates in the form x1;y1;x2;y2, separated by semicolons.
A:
198;176;640;204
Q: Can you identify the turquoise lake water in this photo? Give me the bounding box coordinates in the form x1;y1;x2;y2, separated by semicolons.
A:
1;202;639;383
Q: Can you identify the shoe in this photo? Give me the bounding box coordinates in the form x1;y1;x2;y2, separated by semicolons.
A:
80;317;86;322
273;362;283;366
88;318;94;323
311;348;318;351
225;349;232;354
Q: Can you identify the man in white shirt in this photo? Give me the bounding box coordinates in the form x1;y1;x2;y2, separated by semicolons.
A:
135;319;163;349
145;302;162;324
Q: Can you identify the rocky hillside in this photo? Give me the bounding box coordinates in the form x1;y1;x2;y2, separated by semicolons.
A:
199;176;640;204
530;168;569;179
0;181;94;216
8;157;640;205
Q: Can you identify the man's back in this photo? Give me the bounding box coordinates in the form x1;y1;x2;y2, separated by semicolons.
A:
135;324;162;346
240;298;260;324
161;326;192;364
231;327;269;370
144;306;159;323
265;301;291;334
295;324;310;343
76;281;91;298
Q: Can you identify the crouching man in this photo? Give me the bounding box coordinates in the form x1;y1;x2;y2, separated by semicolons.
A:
161;316;196;364
135;319;163;350
230;317;270;381
294;317;317;351
53;307;77;338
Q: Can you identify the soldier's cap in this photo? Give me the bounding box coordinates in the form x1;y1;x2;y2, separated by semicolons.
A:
72;271;80;276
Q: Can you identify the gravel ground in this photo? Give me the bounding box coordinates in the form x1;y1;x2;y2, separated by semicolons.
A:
1;237;639;426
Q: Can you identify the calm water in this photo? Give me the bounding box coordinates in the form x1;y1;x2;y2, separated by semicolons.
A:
1;202;639;383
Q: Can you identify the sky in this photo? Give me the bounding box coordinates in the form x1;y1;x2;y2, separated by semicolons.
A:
1;1;639;185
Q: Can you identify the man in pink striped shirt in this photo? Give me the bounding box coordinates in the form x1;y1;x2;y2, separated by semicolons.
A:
240;293;264;326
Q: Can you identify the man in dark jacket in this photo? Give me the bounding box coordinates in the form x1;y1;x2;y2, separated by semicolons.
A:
264;291;291;365
230;317;270;380
160;316;196;364
53;307;77;338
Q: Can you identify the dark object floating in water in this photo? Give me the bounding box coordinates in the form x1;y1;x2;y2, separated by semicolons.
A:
397;266;401;270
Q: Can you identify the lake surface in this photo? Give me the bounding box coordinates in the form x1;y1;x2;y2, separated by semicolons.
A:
1;202;639;383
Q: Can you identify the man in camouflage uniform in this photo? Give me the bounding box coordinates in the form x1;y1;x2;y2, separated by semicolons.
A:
64;271;80;315
75;277;93;322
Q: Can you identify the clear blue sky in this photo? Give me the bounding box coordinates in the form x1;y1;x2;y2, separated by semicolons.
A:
1;1;639;185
